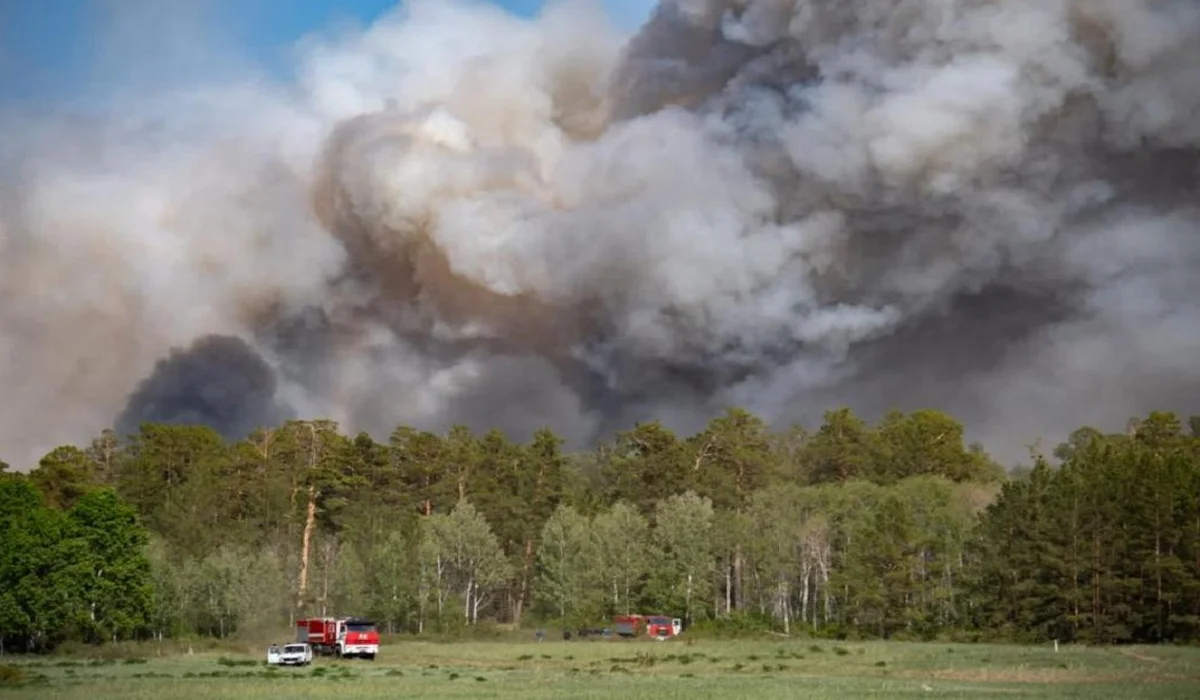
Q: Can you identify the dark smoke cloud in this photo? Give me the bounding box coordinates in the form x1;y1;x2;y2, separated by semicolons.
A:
115;335;292;441
2;0;1200;468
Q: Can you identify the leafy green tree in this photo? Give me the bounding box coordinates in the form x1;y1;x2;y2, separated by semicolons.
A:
845;493;918;638
972;456;1065;641
324;534;368;617
648;492;714;623
805;408;878;483
358;526;419;633
535;504;592;622
428;500;512;625
115;424;226;513
226;426;305;545
30;446;97;510
0;474;70;651
772;424;813;484
1052;426;1105;462
416;521;446;632
744;486;805;633
691;408;778;511
389;426;449;517
592;502;649;616
467;427;567;622
59;489;153;642
602;421;691;514
710;506;752;618
875;410;1001;483
144;535;184;641
274;419;353;613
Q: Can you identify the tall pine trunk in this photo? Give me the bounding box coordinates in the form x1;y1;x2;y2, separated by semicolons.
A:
733;548;744;611
514;538;535;625
297;485;317;610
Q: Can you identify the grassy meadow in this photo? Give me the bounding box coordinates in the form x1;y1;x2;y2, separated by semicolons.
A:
3;635;1199;699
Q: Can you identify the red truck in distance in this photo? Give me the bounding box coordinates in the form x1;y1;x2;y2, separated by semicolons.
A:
295;617;380;659
613;614;683;640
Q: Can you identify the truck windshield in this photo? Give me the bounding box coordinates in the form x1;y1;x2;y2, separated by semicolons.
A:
346;622;376;633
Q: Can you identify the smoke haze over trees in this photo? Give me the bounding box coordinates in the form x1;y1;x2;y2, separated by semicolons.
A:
2;0;1199;467
4;406;1200;651
114;335;292;441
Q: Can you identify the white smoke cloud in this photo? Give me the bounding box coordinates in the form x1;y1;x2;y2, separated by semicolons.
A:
2;0;1199;468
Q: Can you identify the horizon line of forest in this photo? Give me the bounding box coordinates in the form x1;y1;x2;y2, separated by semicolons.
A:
2;405;1200;653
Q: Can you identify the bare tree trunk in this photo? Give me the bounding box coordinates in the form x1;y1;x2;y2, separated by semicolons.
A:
800;562;811;628
464;579;473;624
753;568;765;615
436;555;446;621
418;578;426;634
782;580;791;635
472;592;485;624
725;563;732;617
715;566;722;617
733;549;744;611
297;484;317;610
818;555;831;626
685;573;693;623
514;538;534;625
296;423;322;612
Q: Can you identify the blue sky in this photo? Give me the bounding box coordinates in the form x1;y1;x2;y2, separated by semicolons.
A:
0;0;654;106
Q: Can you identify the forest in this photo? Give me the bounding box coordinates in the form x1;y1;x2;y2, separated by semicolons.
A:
2;406;1199;653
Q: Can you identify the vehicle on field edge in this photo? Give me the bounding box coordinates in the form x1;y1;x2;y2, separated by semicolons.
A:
267;642;313;666
295;617;380;659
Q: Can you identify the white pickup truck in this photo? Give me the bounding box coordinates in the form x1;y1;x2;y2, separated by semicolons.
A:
267;642;313;666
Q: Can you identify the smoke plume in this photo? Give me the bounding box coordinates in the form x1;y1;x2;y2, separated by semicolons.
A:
2;0;1199;467
114;335;292;441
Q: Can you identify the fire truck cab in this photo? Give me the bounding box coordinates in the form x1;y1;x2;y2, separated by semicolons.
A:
646;615;683;640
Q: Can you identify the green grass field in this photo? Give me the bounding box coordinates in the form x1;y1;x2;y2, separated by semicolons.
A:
3;636;1200;699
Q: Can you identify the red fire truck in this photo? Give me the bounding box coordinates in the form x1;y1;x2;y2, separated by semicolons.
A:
646;615;682;640
613;614;645;638
295;617;380;659
613;614;683;640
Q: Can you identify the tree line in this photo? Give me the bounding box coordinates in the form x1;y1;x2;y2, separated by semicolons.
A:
1;407;1199;651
